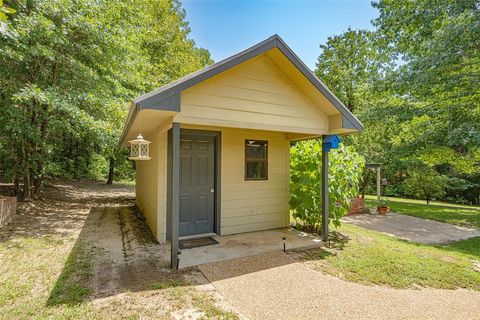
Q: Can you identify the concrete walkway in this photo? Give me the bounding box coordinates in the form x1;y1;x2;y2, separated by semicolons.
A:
180;228;323;268
199;251;480;320
342;212;480;244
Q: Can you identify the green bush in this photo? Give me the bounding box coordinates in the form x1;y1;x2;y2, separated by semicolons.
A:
290;140;365;234
403;168;448;204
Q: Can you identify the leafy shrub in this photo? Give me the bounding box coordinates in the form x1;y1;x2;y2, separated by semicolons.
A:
403;168;448;204
290;140;365;234
87;154;109;181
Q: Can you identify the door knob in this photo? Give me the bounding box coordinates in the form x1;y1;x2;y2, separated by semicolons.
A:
210;188;215;193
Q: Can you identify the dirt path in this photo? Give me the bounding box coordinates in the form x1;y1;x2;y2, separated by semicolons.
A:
0;182;134;242
83;205;241;318
0;182;240;320
84;206;169;298
200;251;480;320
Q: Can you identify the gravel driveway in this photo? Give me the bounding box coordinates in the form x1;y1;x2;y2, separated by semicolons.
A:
200;251;480;320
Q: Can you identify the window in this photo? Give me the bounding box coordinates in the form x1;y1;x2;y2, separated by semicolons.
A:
245;140;268;180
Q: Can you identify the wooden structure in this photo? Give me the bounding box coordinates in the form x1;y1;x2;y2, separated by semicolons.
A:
120;35;363;268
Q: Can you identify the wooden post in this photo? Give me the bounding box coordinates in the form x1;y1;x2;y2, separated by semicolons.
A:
170;123;180;269
321;141;329;242
376;167;381;201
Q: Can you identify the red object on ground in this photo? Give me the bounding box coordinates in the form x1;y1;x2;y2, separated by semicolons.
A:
0;196;17;227
348;197;365;215
378;206;388;215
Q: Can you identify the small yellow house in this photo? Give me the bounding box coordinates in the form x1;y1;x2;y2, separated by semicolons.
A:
120;35;362;268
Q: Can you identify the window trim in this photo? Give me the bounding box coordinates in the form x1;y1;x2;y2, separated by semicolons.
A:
244;139;268;181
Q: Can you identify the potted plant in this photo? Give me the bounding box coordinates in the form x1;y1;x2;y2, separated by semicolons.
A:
376;198;389;215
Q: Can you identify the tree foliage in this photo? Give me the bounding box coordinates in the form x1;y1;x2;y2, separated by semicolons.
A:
403;168;447;204
315;28;392;112
290;141;365;233
0;0;211;199
0;0;15;35
316;0;480;204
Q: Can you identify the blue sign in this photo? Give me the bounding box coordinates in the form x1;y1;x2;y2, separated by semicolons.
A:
322;135;341;152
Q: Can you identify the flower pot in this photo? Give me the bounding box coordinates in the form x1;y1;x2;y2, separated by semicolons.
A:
377;206;388;215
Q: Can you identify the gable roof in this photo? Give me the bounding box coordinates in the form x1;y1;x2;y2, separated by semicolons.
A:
120;34;362;144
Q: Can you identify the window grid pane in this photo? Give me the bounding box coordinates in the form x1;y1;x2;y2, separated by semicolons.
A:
245;140;268;180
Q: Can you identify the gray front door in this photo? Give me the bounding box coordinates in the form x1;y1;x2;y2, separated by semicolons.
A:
179;134;215;237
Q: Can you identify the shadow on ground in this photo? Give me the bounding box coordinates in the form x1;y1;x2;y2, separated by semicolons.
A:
46;205;189;305
286;231;350;263
0;183;134;243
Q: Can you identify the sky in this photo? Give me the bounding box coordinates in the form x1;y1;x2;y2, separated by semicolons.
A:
182;0;379;70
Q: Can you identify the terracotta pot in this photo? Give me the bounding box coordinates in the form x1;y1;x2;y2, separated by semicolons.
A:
377;206;388;215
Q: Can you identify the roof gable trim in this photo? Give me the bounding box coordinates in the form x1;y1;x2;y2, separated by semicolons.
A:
121;34;363;144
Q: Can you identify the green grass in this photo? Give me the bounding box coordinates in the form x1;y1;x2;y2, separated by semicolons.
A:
192;293;239;320
0;231;238;320
47;239;93;306
365;195;480;228
0;236;98;319
148;278;183;290
301;223;480;290
117;180;136;186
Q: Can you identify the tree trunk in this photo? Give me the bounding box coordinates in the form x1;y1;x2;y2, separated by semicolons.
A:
106;156;114;185
33;116;48;197
13;177;20;197
22;175;31;201
426;194;430;205
361;174;368;198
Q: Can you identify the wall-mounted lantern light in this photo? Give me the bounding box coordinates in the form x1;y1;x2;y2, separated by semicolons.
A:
128;134;151;160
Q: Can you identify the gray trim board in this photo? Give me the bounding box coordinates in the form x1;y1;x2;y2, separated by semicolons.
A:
342;115;356;130
120;34;363;144
138;91;180;111
166;128;172;240
170;122;180;269
119;93;180;145
120;103;139;146
321;135;329;242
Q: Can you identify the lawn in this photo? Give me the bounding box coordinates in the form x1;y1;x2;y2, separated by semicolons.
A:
295;223;480;290
0;182;238;320
0;231;237;319
364;195;480;228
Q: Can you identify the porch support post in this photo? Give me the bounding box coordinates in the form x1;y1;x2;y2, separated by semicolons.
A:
376;167;381;201
170;122;180;269
321;138;329;242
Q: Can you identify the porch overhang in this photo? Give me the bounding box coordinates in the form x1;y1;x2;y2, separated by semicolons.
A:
120;106;177;146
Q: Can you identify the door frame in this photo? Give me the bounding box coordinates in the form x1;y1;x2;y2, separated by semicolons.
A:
167;128;221;240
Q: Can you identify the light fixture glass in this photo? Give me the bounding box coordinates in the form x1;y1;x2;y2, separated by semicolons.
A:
128;134;151;160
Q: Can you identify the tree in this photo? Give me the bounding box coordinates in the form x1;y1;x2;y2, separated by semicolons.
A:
0;0;15;36
372;0;480;174
315;28;392;112
314;0;480;204
403;168;447;204
0;0;212;198
290;141;365;233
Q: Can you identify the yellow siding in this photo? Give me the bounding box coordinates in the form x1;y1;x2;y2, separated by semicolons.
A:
156;129;169;242
133;46;358;241
135;124;170;242
182;124;290;235
135;134;159;236
177;55;329;135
